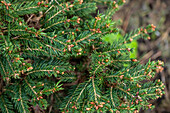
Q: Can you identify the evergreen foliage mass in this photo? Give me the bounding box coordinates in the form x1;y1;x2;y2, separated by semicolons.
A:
0;0;165;112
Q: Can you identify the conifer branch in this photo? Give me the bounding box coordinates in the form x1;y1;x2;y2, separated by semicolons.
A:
132;74;146;79
141;86;162;92
26;70;53;75
56;77;76;80
115;86;134;98
93;64;101;75
13;38;39;45
41;34;66;45
42;20;65;31
112;59;131;62
76;32;95;44
92;76;98;103
44;5;54;14
45;5;74;23
110;87;116;107
24;48;50;54
16;6;40;11
0;1;164;112
75;79;91;103
19;85;27;113
24;78;37;95
0;60;7;77
1;96;9;113
6;57;16;75
44;44;62;51
1;33;8;45
3;89;16;94
104;48;128;53
65;84;80;109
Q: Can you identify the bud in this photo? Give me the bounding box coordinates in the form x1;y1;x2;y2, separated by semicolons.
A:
129;38;133;42
144;29;147;33
90;102;95;105
54;35;57;38
44;5;48;7
105;59;109;62
98;104;103;108
130;77;134;81
119;75;124;79
37;97;40;100
37;2;41;5
1;1;5;4
132;59;137;62
127;88;130;91
67;19;70;22
117;51;121;53
101;102;105;105
69;4;74;8
135;99;139;104
136;84;141;88
127;48;131;52
86;108;91;111
95;106;99;110
134;110;138;113
77;18;80;24
147;37;151;40
66;40;71;43
19;21;22;26
78;48;82;52
158;60;163;66
56;70;60;74
39;96;43;99
70;44;74;47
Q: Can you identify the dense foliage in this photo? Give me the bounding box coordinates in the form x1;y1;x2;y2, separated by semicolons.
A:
0;0;165;112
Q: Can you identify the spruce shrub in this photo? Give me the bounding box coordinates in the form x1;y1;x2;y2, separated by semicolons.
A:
0;0;165;112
